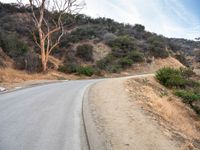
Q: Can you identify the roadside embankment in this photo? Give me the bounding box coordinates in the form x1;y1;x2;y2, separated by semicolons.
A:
83;76;191;150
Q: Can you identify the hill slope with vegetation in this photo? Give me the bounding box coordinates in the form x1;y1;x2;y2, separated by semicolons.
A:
0;2;200;77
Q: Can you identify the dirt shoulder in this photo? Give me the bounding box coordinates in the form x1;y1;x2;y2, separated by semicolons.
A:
87;76;200;150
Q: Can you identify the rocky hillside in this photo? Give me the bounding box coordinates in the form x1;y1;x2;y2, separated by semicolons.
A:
0;2;199;76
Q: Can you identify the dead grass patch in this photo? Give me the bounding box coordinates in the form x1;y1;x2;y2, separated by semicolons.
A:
0;68;79;89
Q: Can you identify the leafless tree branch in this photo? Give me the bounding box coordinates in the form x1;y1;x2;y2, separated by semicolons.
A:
17;0;85;71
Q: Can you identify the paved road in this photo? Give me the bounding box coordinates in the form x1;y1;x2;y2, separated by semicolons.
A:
0;80;98;150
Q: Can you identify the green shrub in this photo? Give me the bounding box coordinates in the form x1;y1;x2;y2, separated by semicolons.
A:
0;33;29;58
108;36;136;58
127;51;144;62
174;90;200;104
186;79;200;89
148;35;169;58
133;24;145;32
66;25;102;43
150;47;169;58
111;47;127;58
58;63;78;73
96;54;116;70
103;33;116;43
155;67;187;88
76;66;94;76
58;64;95;76
167;75;187;88
106;64;121;73
175;54;189;67
76;44;94;61
96;54;122;73
118;57;133;68
157;67;200;115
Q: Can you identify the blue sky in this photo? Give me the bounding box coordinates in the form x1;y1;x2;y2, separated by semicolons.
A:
1;0;200;40
82;0;200;40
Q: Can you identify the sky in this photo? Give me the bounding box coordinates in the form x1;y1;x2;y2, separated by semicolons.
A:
1;0;200;40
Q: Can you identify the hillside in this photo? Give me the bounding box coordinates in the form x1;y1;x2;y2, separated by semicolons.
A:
0;2;199;78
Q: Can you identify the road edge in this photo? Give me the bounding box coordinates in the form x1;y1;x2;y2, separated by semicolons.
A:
0;80;68;95
82;82;107;150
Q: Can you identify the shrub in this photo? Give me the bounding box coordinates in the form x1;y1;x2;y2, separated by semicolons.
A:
76;44;94;61
127;51;144;62
24;51;41;72
0;33;29;58
58;63;95;76
174;90;200;104
66;25;103;43
112;47;127;58
133;24;145;32
96;54;116;70
157;67;200;115
103;33;116;43
155;67;187;88
108;36;136;58
118;57;133;68
105;64;121;73
185;79;200;88
0;32;29;69
96;54;122;73
76;66;94;76
58;62;78;73
148;35;169;58
175;54;189;67
150;47;169;58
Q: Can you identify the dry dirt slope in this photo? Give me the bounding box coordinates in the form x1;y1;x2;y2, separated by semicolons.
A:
87;76;200;150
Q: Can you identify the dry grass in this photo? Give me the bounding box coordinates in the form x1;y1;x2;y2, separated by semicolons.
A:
92;42;111;62
126;76;200;148
0;68;79;89
126;56;184;74
48;56;63;69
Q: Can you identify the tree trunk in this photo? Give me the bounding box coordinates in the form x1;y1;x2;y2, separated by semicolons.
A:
41;52;47;72
40;33;48;72
42;61;47;72
41;41;47;72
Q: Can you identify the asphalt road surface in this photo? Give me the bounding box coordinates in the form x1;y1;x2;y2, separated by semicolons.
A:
0;80;98;150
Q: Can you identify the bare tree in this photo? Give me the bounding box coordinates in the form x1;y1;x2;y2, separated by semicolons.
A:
17;0;85;72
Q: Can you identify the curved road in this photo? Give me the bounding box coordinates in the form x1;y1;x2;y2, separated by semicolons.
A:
0;80;98;150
